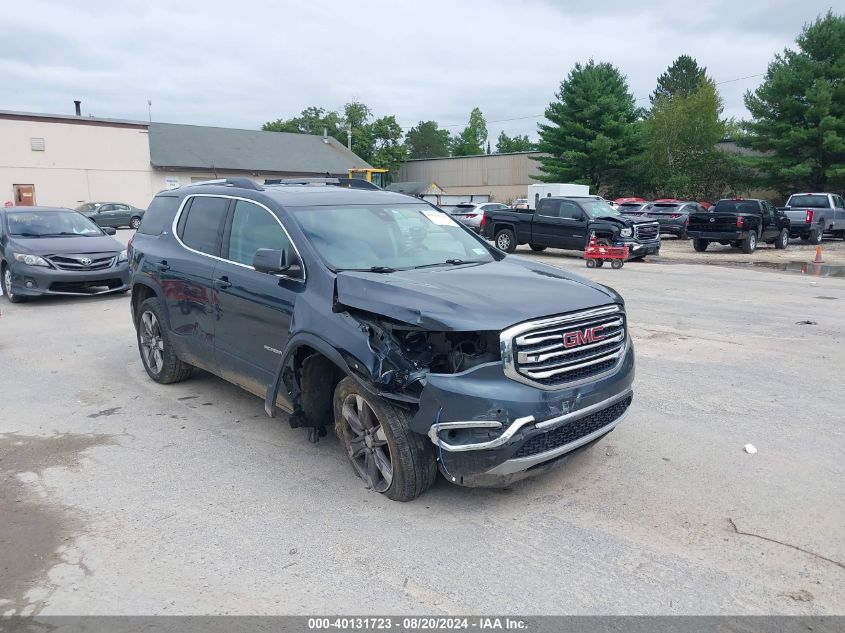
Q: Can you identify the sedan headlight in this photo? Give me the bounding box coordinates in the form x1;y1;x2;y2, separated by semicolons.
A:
118;249;128;263
13;252;50;267
620;228;633;238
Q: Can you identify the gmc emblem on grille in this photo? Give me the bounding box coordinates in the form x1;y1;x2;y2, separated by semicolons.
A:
563;326;605;348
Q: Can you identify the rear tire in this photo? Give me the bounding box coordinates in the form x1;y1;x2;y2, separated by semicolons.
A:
693;239;709;252
611;259;623;269
774;228;789;250
741;231;757;254
529;244;546;252
804;228;822;245
136;297;193;384
495;229;517;253
586;259;597;268
334;377;437;502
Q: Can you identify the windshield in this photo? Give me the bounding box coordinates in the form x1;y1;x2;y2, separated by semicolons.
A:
580;200;621;218
7;211;103;237
288;203;494;271
787;195;828;208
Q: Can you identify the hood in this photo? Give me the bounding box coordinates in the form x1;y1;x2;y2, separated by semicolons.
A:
335;256;620;331
594;215;654;227
11;235;123;255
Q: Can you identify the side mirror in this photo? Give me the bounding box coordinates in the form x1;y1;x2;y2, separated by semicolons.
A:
253;248;302;278
102;227;117;235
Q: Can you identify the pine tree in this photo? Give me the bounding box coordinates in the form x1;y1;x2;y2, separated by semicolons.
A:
405;121;451;159
650;55;707;105
742;11;845;194
534;60;641;193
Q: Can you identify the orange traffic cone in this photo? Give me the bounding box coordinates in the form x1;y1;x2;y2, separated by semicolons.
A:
814;245;823;263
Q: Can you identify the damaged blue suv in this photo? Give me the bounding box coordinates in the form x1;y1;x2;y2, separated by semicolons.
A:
129;179;634;501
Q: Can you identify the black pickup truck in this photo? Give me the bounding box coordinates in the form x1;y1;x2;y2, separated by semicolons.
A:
481;196;661;260
687;198;790;254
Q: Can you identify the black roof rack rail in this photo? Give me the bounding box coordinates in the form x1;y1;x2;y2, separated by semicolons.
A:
264;177;383;190
187;178;264;191
265;178;340;185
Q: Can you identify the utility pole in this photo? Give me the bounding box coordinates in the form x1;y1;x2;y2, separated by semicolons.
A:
347;124;352;151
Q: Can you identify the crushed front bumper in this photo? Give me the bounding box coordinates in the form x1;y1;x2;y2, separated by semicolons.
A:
621;238;660;258
7;261;130;297
410;342;635;487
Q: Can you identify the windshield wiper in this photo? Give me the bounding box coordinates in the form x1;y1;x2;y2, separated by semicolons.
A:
337;266;397;273
11;232;45;237
415;258;479;269
38;232;88;237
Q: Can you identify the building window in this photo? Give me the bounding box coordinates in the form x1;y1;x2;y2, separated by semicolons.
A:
30;138;46;151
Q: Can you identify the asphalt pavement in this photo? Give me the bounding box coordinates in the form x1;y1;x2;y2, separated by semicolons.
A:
1;231;843;615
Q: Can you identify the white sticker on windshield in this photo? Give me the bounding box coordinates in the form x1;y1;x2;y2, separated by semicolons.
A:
421;210;458;226
472;248;486;255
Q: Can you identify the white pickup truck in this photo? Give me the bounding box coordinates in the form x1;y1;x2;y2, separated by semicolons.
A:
778;193;845;244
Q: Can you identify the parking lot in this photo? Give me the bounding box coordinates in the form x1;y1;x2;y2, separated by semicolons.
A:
2;228;844;616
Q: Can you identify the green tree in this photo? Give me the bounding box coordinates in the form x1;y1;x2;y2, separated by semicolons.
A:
534;60;641;192
262;106;342;137
742;11;845;194
451;107;488;156
368;115;408;175
650;55;708;105
495;132;537;153
405;121;451;159
644;79;730;199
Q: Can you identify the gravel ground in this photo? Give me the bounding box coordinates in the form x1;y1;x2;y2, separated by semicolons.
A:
654;233;845;266
1;229;843;616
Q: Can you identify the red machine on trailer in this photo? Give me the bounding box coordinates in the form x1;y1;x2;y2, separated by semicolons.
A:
584;234;629;269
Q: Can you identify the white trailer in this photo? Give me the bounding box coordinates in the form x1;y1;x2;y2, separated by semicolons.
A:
527;183;590;209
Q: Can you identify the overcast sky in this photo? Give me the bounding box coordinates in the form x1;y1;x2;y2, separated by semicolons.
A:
0;0;834;144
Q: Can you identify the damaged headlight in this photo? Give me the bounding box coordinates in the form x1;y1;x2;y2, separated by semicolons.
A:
620;228;633;238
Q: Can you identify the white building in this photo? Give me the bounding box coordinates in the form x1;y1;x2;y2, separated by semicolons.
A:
0;109;371;208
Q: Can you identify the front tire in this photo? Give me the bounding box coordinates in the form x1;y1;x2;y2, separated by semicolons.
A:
742;231;757;254
334;377;437;502
774;228;789;249
693;239;709;252
136;297;193;384
495;229;517;253
129;216;142;230
1;265;26;303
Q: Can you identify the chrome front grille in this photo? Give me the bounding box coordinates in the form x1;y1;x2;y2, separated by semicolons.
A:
634;222;659;241
47;254;116;271
501;305;627;389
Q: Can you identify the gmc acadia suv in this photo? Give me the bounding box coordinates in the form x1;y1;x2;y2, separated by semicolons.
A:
129;178;635;501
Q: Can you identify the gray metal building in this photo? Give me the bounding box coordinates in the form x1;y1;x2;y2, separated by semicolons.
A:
398;152;542;204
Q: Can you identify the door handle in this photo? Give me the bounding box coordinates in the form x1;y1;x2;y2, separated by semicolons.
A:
214;276;232;290
156;262;170;272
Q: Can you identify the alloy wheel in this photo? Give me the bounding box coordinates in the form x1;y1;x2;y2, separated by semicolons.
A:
496;233;511;251
341;394;393;492
3;268;14;301
139;311;164;375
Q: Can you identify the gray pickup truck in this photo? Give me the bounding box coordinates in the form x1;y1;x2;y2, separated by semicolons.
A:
778;193;845;243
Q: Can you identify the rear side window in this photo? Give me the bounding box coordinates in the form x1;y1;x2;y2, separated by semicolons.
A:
537;199;561;217
138;196;179;235
178;196;230;256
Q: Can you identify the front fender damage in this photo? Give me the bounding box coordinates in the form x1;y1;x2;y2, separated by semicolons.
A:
267;300;501;445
